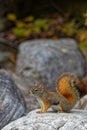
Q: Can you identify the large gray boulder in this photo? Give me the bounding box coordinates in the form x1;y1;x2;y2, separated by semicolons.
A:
0;70;26;129
16;39;87;91
2;109;87;130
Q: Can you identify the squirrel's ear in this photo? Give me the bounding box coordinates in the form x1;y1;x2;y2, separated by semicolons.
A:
34;82;41;86
34;82;39;86
38;83;44;90
34;82;44;90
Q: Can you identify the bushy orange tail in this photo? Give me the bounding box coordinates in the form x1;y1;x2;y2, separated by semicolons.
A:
56;72;80;106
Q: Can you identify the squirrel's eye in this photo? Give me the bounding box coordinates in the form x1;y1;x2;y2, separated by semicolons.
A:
34;88;38;91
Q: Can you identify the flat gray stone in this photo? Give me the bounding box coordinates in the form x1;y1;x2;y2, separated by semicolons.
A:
2;109;87;130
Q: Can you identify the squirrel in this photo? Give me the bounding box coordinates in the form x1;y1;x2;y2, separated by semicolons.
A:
29;72;81;113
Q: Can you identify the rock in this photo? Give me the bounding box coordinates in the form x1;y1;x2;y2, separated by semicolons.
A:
75;95;87;110
16;39;87;91
0;70;26;129
12;73;39;112
2;109;87;130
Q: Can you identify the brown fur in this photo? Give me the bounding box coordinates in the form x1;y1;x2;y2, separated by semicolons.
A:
29;73;80;113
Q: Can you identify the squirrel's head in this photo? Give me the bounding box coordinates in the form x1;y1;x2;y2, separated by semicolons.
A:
29;82;45;96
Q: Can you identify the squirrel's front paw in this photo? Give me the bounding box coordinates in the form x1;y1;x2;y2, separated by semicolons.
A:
36;109;45;113
36;110;43;113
